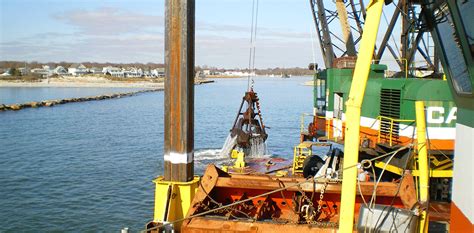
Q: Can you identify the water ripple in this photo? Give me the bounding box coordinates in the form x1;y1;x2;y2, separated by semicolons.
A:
0;77;312;232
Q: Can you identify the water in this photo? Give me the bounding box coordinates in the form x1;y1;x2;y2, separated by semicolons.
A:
0;87;143;105
219;134;237;157
219;134;269;158
0;77;312;232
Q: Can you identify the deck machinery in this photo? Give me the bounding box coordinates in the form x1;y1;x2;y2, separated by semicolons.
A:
301;64;456;201
146;0;473;232
303;0;457;201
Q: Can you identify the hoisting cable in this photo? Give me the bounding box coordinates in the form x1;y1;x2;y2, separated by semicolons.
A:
247;0;259;91
143;143;414;233
359;126;419;233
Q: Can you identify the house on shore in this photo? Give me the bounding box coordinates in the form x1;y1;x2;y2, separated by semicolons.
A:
17;67;29;75
203;69;211;76
68;63;87;76
142;70;152;77
102;66;124;77
89;67;102;75
0;68;10;76
53;66;68;75
124;67;143;78
31;66;52;77
151;68;165;78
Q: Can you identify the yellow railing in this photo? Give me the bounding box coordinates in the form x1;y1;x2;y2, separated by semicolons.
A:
376;116;415;146
301;113;416;146
299;113;313;133
292;143;312;174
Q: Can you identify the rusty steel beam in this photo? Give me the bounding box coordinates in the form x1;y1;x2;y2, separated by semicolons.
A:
335;0;356;56
375;0;402;65
310;0;335;68
164;0;195;182
400;0;410;60
215;176;407;197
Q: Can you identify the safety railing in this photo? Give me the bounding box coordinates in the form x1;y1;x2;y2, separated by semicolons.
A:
299;113;313;133
376;116;415;146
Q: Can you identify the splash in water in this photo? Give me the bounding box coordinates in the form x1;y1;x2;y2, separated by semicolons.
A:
219;133;269;158
243;136;269;158
219;134;238;157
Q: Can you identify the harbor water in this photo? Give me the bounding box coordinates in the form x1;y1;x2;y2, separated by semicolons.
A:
0;77;312;232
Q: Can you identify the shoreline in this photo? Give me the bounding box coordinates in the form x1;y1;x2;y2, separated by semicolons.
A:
0;81;164;88
0;76;215;88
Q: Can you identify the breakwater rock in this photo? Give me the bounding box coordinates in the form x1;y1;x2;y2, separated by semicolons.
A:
0;88;162;112
195;79;215;85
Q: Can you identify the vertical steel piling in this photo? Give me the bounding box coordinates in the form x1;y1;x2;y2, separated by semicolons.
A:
164;0;195;182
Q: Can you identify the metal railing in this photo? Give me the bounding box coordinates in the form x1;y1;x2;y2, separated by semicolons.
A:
376;116;415;146
301;113;416;146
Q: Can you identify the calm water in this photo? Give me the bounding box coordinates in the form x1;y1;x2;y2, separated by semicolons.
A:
0;77;312;232
0;87;144;105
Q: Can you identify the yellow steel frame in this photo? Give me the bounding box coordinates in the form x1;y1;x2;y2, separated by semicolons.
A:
430;155;452;168
152;176;200;230
293;142;312;174
374;161;453;177
416;101;429;233
337;2;434;232
300;113;311;133
339;0;385;231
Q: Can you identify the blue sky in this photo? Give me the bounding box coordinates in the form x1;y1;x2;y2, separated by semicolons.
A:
0;0;322;68
0;0;419;70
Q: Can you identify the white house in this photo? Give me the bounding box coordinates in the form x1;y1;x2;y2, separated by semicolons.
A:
31;65;52;77
203;69;211;75
0;69;10;76
151;68;165;78
53;66;68;75
123;67;143;78
17;67;29;75
89;67;102;74
142;70;152;77
68;63;88;76
102;66;124;77
202;69;221;76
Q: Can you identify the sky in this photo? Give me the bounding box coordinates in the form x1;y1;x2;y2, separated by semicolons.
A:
0;0;424;70
0;0;323;69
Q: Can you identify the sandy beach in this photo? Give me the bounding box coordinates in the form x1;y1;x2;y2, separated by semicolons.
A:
0;76;165;88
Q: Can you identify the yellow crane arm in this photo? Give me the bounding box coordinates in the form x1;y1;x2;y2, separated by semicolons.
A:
338;0;384;232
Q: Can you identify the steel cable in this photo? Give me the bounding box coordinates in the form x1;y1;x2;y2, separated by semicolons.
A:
143;144;415;232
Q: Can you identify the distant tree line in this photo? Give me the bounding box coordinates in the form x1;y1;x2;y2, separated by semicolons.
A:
195;66;314;76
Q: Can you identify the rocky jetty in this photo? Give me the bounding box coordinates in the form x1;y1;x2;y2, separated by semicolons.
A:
0;88;162;112
195;78;215;85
